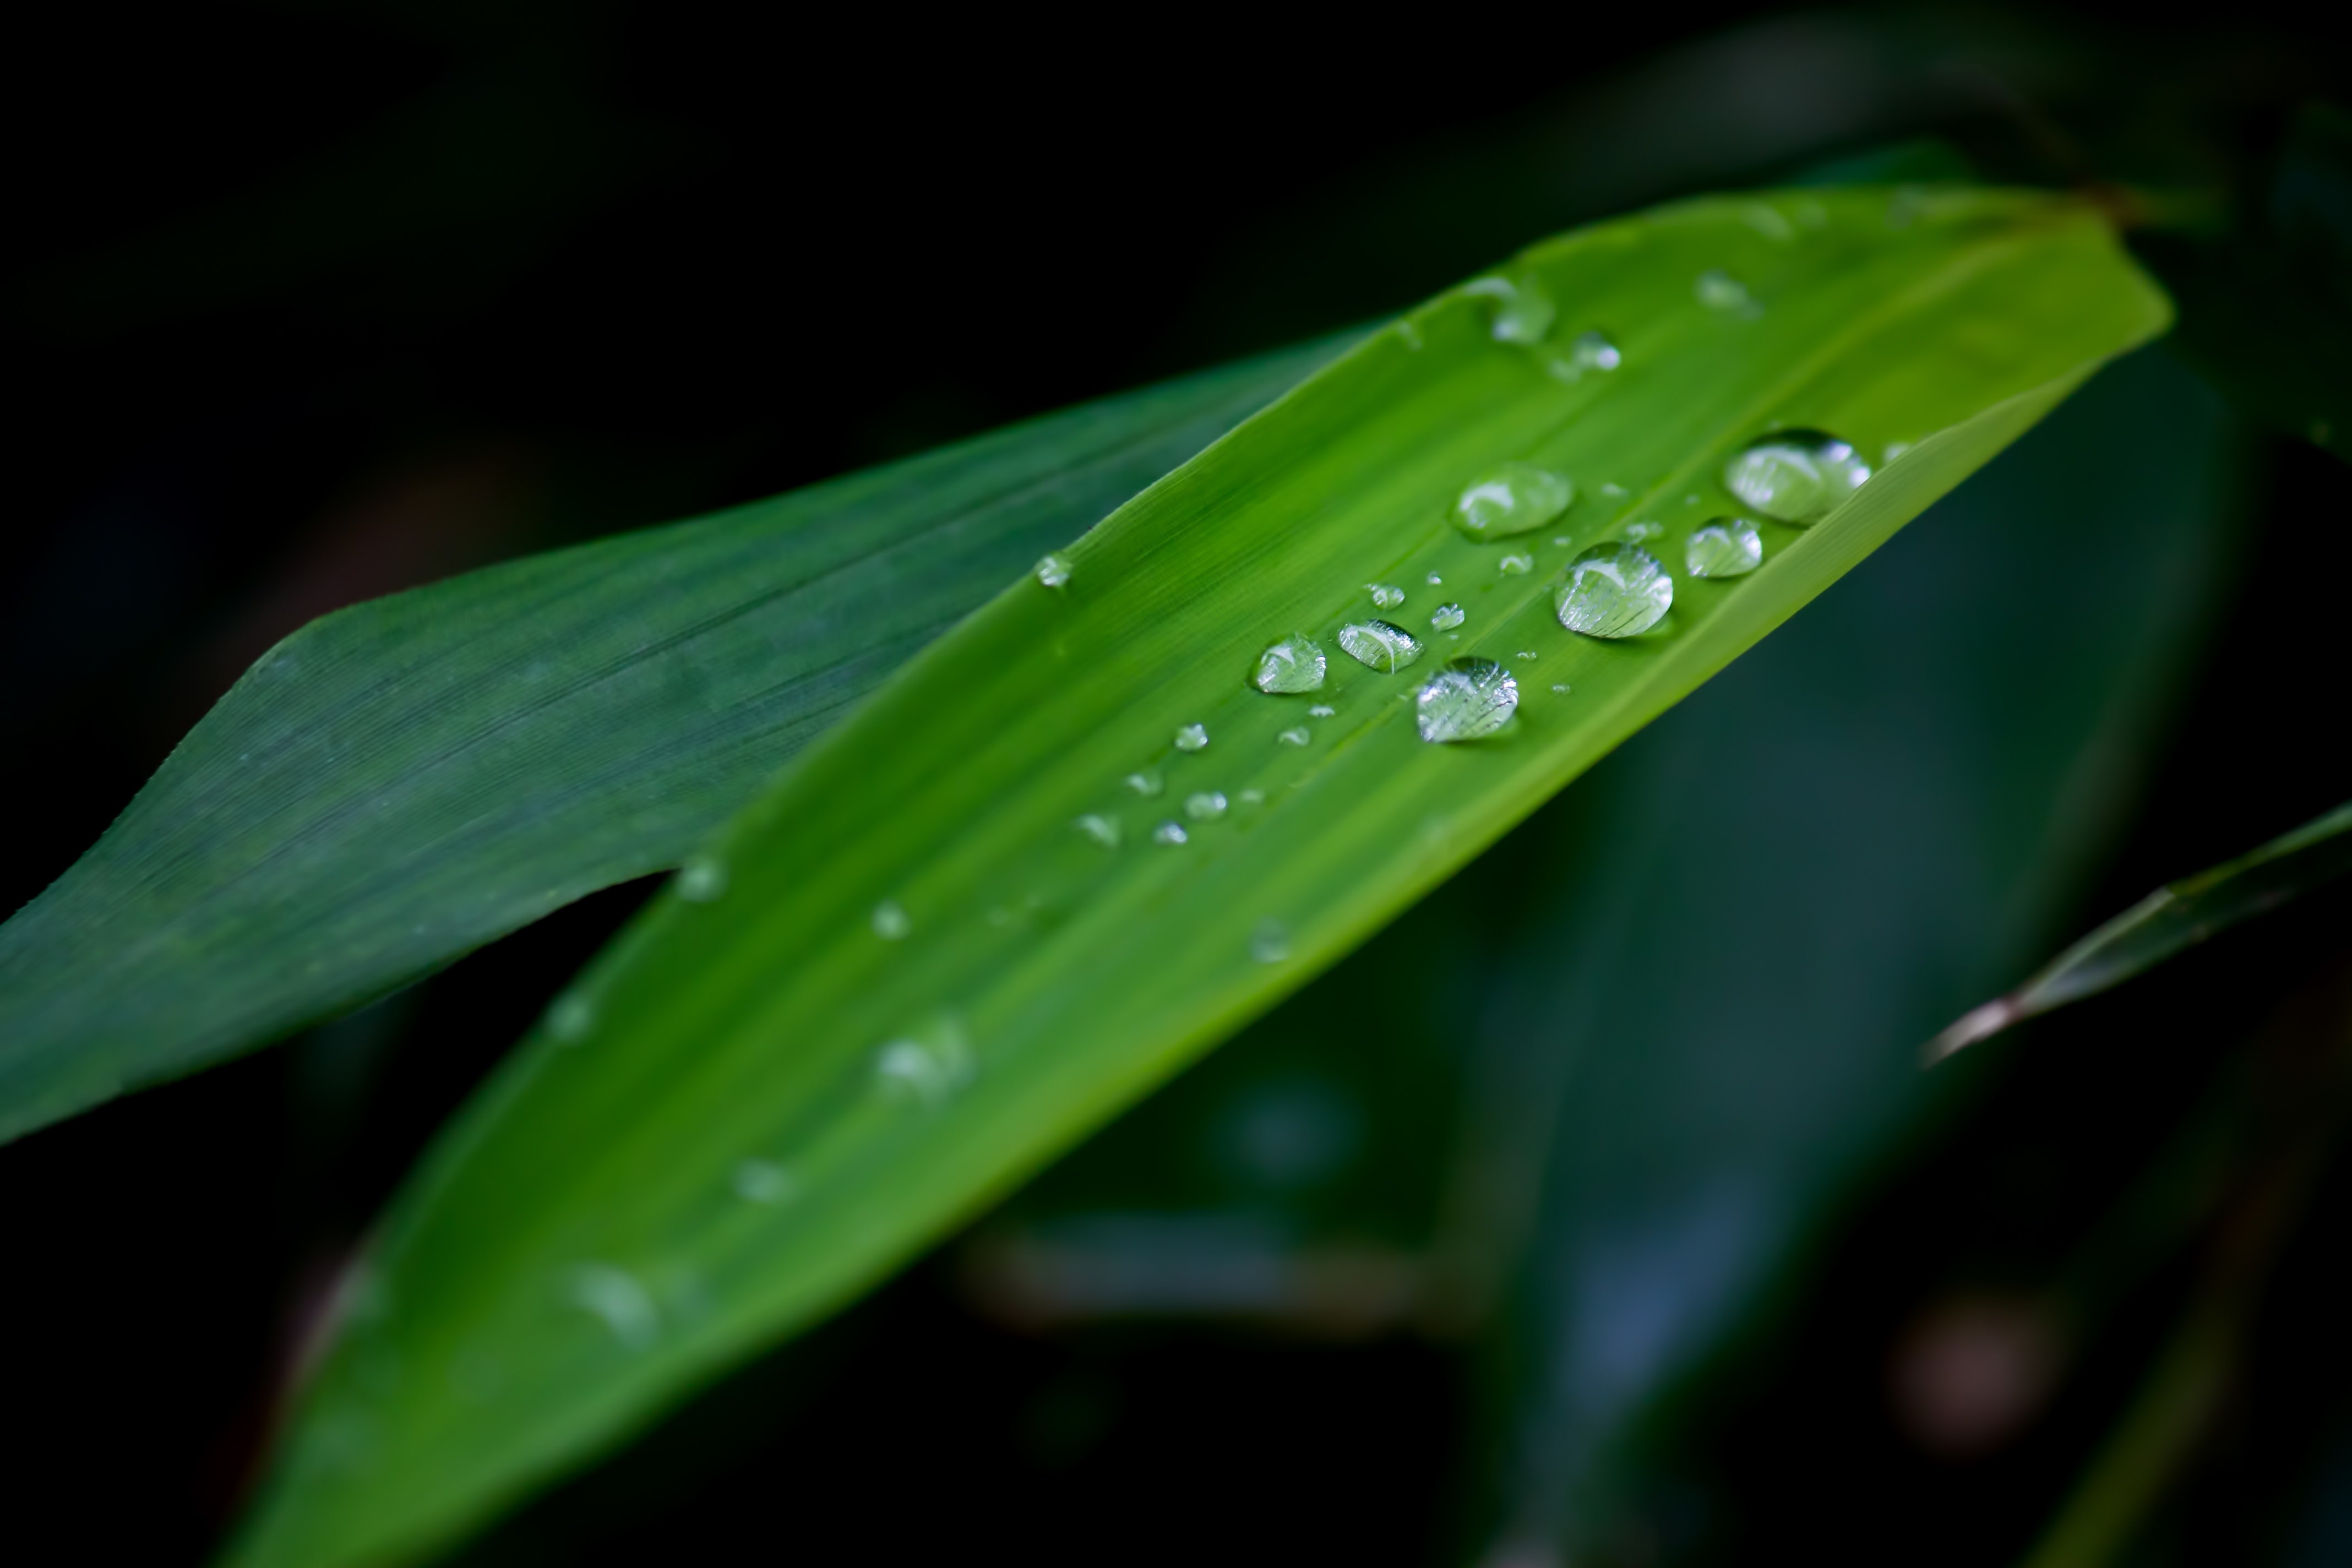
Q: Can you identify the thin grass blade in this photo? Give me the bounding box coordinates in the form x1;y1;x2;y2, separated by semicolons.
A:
0;339;1344;1144
230;188;2173;1567
1929;799;2352;1061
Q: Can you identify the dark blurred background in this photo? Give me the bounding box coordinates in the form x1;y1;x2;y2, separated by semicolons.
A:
4;3;2350;1563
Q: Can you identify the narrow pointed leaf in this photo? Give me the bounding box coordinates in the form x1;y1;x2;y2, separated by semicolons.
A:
233;189;2171;1567
0;339;1343;1144
1930;799;2352;1060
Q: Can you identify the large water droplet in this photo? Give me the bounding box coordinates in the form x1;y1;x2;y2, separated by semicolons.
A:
1338;620;1424;673
1075;813;1121;847
1463;275;1555;344
1430;603;1466;633
674;854;727;903
1035;553;1072;589
1696;270;1755;313
565;1264;659;1351
1253;633;1326;694
1367;582;1406;609
871;900;911;940
1721;430;1870;524
1452;462;1575;541
733;1159;796;1205
1415;657;1520;743
1186;791;1228;821
873;1021;974;1106
1153;820;1190;845
1685;517;1763;579
1556;542;1673;638
1174;723;1209;752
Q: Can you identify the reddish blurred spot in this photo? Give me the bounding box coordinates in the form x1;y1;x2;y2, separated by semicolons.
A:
1888;1292;2067;1458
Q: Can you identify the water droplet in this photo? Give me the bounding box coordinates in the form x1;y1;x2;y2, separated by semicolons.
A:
565;1264;659;1351
1598;482;1627;498
1722;430;1871;523
1173;723;1208;752
1186;791;1229;821
1883;440;1914;464
674;854;727;903
1075;813;1120;847
546;993;595;1043
1035;553;1072;589
1253;633;1326;695
1425;573;1445;589
1685;517;1763;579
871;900;912;940
1462;275;1556;344
1499;551;1534;576
1430;603;1466;633
1154;820;1190;845
1250;921;1292;964
1415;657;1520;743
1547;328;1622;381
1556;542;1673;638
1125;771;1163;797
733;1159;796;1205
1367;582;1407;609
1452;462;1575;541
1516;649;1538;660
1396;318;1423;350
1621;519;1663;542
1239;788;1265;805
1743;202;1796;242
1551;683;1571;695
1696;270;1755;314
1337;620;1423;673
874;1021;976;1107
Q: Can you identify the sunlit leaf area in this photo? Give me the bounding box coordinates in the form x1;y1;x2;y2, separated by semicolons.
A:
4;5;2349;1565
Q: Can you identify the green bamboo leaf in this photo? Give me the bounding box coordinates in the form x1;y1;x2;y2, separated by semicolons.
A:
1929;799;2352;1061
0;338;1343;1144
231;188;2171;1567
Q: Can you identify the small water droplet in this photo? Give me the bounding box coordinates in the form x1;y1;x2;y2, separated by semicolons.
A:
1498;551;1534;576
1075;813;1120;847
1186;791;1228;821
1547;328;1622;382
1621;519;1663;541
1425;573;1445;589
1722;430;1871;523
1253;633;1327;695
565;1264;659;1351
874;1020;976;1106
734;1159;796;1205
1551;683;1571;695
1599;482;1628;498
1154;820;1190;845
674;854;727;903
872;900;912;940
1337;620;1423;673
1462;274;1556;344
1174;723;1209;752
1239;788;1266;805
1277;726;1311;747
546;993;595;1043
1367;582;1407;609
1556;542;1673;638
1696;269;1756;314
1516;649;1538;660
1035;553;1072;589
1396;318;1424;350
1430;602;1466;632
1452;462;1575;541
1126;771;1163;797
1308;704;1336;717
1743;202;1796;242
1685;517;1763;579
1415;657;1520;743
1883;440;1914;464
1250;920;1292;964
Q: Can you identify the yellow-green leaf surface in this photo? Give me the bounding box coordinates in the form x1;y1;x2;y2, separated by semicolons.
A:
231;189;2171;1566
0;337;1342;1144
